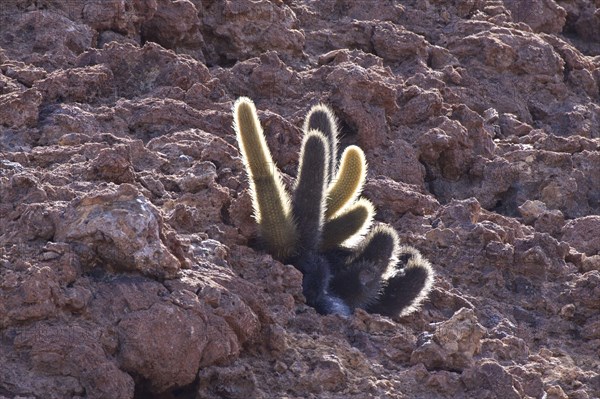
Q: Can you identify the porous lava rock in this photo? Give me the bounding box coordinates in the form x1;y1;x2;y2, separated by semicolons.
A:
1;0;599;398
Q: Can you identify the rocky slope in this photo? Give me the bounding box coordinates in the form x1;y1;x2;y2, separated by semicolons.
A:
1;0;599;398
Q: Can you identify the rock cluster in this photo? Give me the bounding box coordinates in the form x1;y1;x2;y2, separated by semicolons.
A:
1;0;599;398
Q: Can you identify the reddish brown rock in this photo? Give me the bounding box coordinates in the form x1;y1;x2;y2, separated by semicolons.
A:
363;176;439;217
411;308;486;371
372;22;428;62
1;0;599;398
141;0;204;56
461;359;521;399
0;10;94;69
14;324;134;399
201;0;305;64
54;184;182;279
117;301;208;393
325;60;398;150
34;64;115;103
0;61;47;88
504;0;567;33
561;216;600;256
0;89;43;128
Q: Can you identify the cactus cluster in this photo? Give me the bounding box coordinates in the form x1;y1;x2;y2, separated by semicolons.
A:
233;97;433;317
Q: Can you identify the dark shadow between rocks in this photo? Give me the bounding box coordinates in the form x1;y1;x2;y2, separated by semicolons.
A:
133;376;199;399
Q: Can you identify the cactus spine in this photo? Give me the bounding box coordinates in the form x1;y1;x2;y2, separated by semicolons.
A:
292;130;329;252
326;145;366;218
366;246;434;317
321;197;374;250
304;104;339;180
233;97;297;260
328;224;399;309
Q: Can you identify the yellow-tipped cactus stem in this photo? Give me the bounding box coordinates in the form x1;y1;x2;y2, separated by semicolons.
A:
304;104;339;180
321;197;374;250
346;224;400;270
233;97;297;260
366;246;434;317
326;145;366;219
293;130;330;252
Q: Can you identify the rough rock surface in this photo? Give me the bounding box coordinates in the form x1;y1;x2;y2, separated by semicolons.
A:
1;0;599;398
